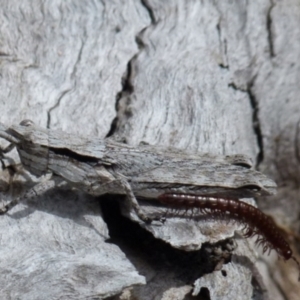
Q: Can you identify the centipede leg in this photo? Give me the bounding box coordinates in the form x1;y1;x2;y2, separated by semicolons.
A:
267;246;273;255
243;227;254;238
263;245;269;254
291;256;300;281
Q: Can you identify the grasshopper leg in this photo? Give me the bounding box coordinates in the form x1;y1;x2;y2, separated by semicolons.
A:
111;172;153;223
0;143;15;155
120;179;152;223
0;179;56;214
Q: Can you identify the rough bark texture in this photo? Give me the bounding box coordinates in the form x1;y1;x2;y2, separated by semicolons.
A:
0;0;299;299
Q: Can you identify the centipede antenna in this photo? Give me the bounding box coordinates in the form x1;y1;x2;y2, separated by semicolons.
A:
291;256;300;282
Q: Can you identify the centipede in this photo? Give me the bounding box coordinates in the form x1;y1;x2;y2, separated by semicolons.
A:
157;193;300;281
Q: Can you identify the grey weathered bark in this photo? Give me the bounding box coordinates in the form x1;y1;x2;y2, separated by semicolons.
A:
0;0;299;299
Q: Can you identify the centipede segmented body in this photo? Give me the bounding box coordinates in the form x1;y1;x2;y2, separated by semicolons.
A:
157;193;300;281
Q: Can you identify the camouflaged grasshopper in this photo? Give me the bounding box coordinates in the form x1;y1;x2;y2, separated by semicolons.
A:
0;120;276;222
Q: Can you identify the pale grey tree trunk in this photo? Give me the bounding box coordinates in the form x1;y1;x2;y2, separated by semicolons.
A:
0;1;299;299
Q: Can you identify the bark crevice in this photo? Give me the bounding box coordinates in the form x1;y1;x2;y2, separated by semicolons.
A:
47;39;85;128
106;3;154;138
266;0;275;57
228;80;264;167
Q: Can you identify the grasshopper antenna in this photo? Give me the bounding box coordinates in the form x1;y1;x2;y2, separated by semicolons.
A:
0;122;19;145
0;123;19;155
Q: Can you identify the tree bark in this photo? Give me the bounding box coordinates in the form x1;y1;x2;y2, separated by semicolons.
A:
0;0;299;299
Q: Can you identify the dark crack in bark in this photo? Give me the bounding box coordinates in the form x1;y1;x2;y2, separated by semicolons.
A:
228;80;264;168
247;80;264;168
140;0;156;24
216;21;229;69
106;58;134;138
106;2;154;138
47;39;85;128
266;0;275;57
47;88;72;128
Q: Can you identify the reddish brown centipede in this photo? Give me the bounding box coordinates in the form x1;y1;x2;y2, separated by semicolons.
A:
157;193;300;281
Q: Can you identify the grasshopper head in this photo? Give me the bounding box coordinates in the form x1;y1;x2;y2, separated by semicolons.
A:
6;120;50;177
7;120;46;143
